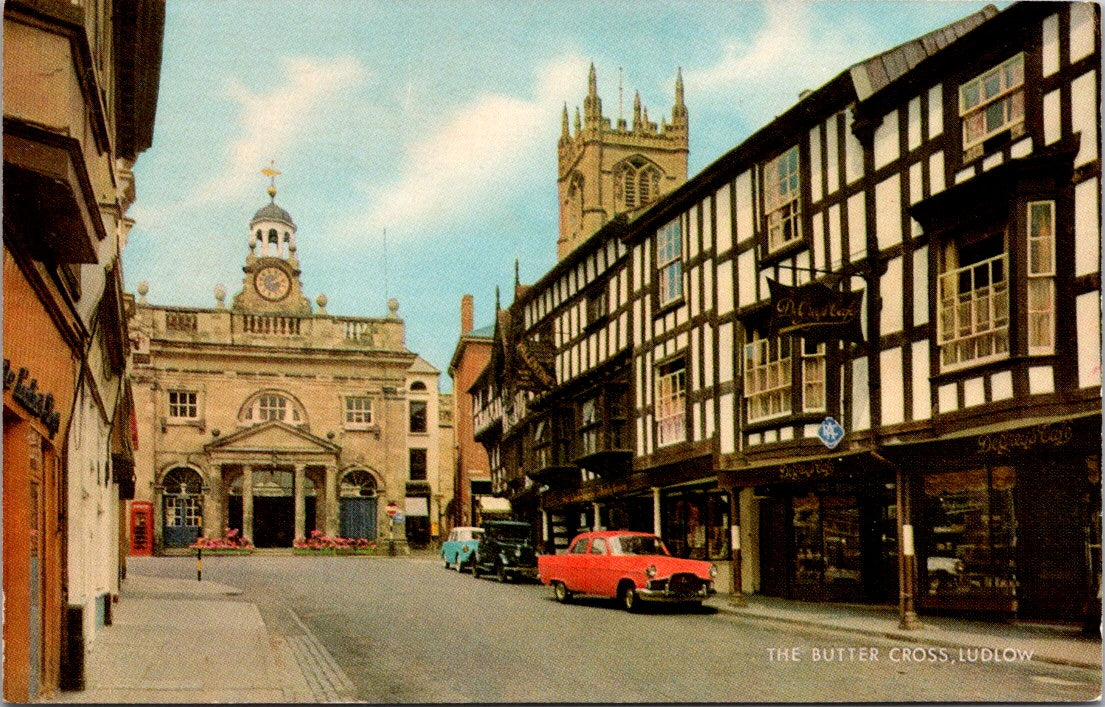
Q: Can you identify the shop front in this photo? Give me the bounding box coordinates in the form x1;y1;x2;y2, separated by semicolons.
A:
896;416;1101;622
726;455;897;605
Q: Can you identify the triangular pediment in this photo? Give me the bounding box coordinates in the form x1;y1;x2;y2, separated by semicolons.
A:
204;420;340;454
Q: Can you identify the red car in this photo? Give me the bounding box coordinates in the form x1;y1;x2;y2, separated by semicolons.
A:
537;531;717;611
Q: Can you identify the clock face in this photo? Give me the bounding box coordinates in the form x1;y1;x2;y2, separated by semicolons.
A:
254;266;291;301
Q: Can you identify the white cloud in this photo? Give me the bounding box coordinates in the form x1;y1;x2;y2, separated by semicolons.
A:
192;56;369;203
353;54;590;235
685;2;875;114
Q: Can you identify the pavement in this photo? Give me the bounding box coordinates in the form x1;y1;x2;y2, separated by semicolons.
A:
44;555;1100;703
45;573;356;703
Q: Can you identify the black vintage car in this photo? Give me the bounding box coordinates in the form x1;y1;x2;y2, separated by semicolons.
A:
471;520;538;583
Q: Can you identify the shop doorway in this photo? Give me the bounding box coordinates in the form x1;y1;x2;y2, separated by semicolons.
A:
759;487;894;603
1017;462;1089;620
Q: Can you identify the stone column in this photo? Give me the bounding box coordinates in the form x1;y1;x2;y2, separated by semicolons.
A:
324;465;338;536
242;464;254;544
294;464;306;541
592;502;602;531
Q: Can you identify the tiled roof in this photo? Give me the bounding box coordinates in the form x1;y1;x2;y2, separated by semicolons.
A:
849;4;999;100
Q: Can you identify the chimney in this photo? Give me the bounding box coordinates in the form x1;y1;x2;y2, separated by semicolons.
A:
460;294;474;335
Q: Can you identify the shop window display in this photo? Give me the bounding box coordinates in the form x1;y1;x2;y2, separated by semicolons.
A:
922;467;1016;601
792;493;862;587
662;489;730;561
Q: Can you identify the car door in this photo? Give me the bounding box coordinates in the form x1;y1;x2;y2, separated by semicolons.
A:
563;536;590;591
444;530;458;563
588;537;616;597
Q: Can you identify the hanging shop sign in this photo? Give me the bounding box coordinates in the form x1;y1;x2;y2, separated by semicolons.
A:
3;359;62;438
977;421;1073;457
767;279;864;344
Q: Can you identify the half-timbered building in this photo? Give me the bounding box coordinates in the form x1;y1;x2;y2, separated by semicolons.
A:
472;1;1100;622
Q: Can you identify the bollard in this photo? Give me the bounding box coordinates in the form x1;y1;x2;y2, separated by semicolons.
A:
197;545;202;582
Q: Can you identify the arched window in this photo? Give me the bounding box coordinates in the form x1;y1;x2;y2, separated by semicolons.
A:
162;466;203;496
239;391;305;425
410;381;427;392
616;157;663;211
341;470;378;498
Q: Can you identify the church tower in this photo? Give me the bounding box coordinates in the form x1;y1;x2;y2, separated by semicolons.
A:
556;65;689;260
231;169;312;315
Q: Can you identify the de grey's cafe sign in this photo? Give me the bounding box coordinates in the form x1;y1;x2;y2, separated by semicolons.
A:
3;358;62;439
767;279;864;344
977;421;1073;457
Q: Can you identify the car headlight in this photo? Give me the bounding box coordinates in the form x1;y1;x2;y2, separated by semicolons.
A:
514;547;522;558
645;565;657;578
709;564;718;579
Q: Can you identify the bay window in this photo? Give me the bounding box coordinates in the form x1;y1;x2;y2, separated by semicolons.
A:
745;331;792;422
802;340;826;412
1026;201;1056;355
937;231;1009;370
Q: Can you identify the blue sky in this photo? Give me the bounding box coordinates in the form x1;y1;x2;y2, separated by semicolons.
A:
125;1;1001;391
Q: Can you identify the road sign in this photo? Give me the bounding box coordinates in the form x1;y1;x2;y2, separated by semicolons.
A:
817;417;845;450
385;502;399;517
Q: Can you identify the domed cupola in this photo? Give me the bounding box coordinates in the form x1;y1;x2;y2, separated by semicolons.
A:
232;166;312;316
249;168;298;260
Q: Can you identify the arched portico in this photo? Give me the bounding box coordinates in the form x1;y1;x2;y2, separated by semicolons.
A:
203;420;343;547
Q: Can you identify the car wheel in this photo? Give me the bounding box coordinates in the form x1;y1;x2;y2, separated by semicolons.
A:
472;562;482;579
620;585;639;612
553;581;572;604
455;557;465;572
443;557;451;570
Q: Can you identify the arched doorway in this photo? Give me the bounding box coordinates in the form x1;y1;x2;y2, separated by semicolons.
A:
340;470;378;540
228;468;316;547
161;467;203;548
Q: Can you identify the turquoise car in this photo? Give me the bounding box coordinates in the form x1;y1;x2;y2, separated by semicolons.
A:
441;526;483;572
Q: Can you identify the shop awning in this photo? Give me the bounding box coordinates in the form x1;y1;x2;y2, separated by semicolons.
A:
477;496;512;515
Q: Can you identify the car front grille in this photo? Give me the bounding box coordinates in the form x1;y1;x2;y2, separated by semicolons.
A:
667;572;707;596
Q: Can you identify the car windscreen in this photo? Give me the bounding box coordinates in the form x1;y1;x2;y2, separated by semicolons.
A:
611;535;669;556
490;524;530;540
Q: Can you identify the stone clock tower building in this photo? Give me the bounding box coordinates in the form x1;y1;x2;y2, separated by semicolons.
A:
126;179;454;554
556;65;689;259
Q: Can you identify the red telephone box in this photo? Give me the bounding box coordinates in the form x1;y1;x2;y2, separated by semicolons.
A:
129;501;153;556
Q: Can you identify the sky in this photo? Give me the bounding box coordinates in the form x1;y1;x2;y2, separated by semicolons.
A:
124;0;1004;391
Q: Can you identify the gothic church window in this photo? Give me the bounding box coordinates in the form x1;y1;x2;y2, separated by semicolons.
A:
616;157;662;210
